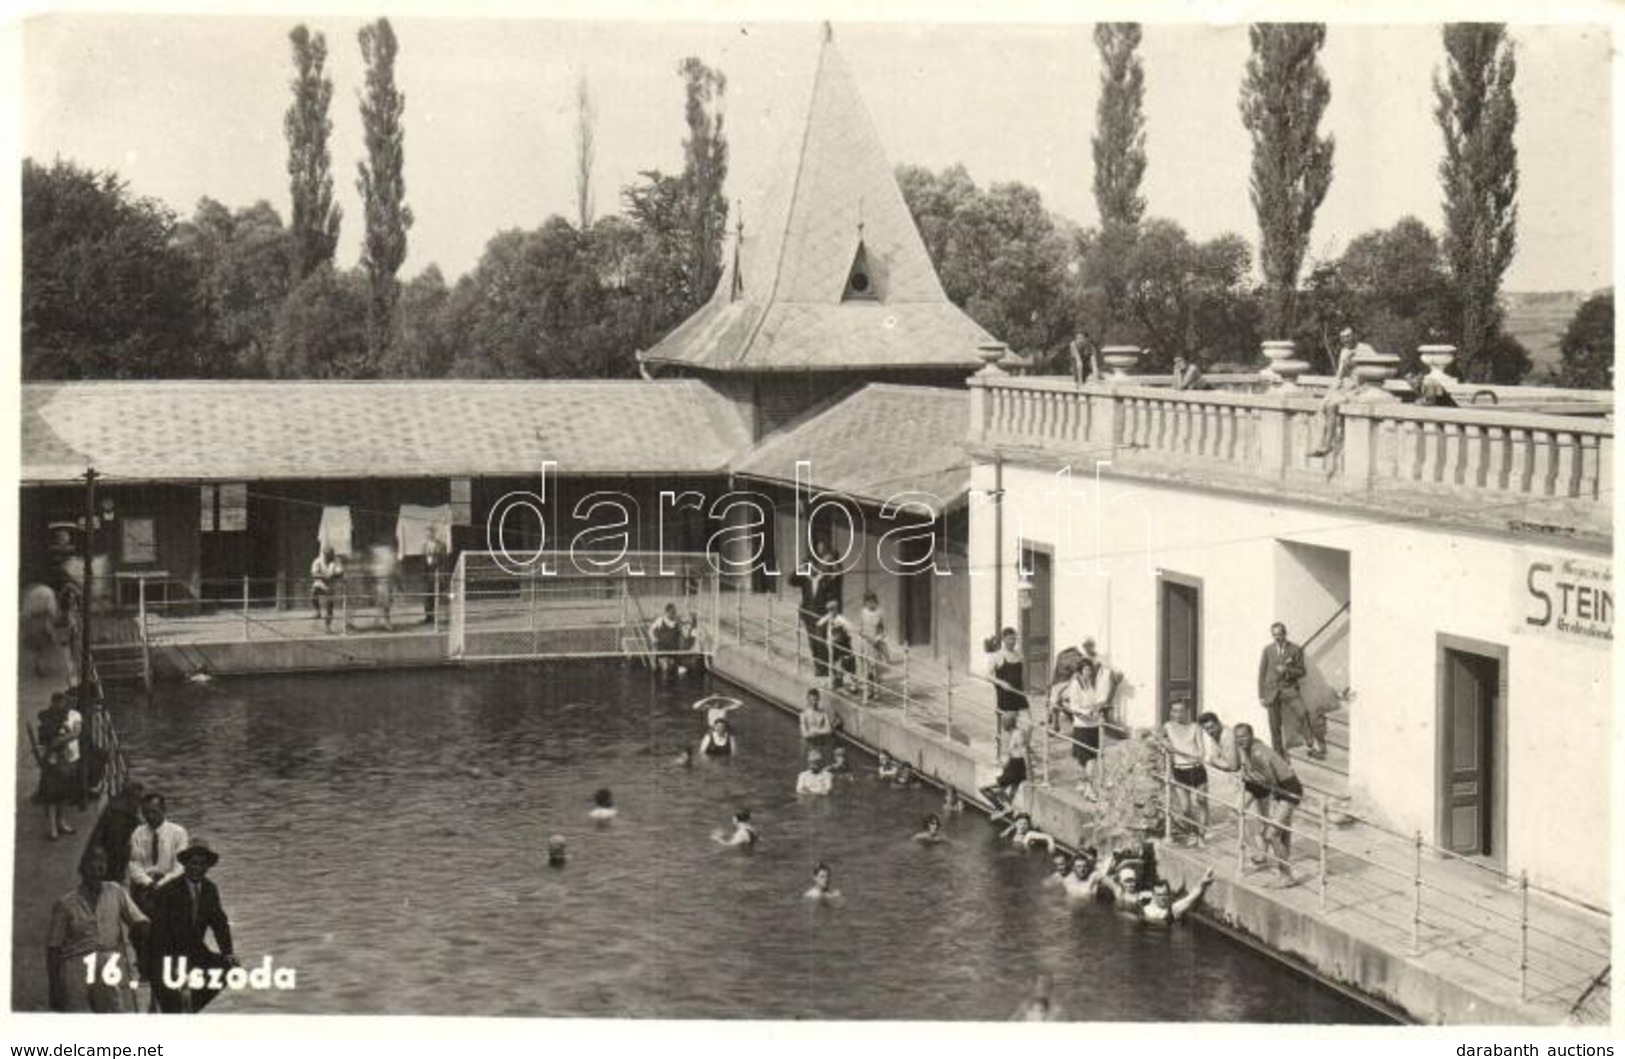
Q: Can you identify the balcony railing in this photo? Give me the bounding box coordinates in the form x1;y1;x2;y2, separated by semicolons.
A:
969;375;1612;532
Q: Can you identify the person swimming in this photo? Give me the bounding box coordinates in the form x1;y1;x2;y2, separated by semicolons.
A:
1138;868;1216;924
547;834;568;868
912;813;946;844
673;748;694;768
876;749;898;781
796;750;833;796
942;788;964;814
711;809;758;849
1042;851;1072;887
803;861;843;904
1010;974;1061;1021
589;788;617;822
1061;850;1106;900
699;718;736;757
891;764;917;788
827;746;852;775
998;812;1057;852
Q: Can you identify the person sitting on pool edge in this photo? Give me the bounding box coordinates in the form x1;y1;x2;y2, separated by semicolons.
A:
804;862;843;904
712;809;758;849
796;750;833;796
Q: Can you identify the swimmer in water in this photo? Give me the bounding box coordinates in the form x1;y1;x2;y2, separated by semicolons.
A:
1098;856;1151;910
796;750;833;796
876;749;898;781
547;834;567;868
673;748;694;768
891;764;917;788
589;788;617;822
711;809;758;849
1061;849;1108;900
827;746;851;775
1000;812;1057;852
692;694;742;728
1042;851;1072;887
942;788;964;814
1011;974;1062;1021
912;813;946;844
1138;868;1216;924
698;718;736;757
803;861;844;904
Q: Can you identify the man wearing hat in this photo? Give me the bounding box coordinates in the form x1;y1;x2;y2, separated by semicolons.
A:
149;840;236;1014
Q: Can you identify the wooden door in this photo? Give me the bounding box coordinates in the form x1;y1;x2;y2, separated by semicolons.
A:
1442;649;1498;857
1160;578;1200;722
1019;547;1052;692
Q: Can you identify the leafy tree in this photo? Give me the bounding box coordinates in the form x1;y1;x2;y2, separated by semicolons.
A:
1239;23;1335;337
387;265;455;378
266;263;369;379
22;158;206;379
1092;23;1147;230
574;74;597;231
285;25;341;282
174;197;295;377
677;57;728;314
895;164;1073;357
356;17;413;371
621;168;701;334
1557;291;1613;389
1435;24;1521;383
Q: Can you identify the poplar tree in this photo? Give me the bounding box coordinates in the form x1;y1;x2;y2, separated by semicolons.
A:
285;24;341;282
1239;23;1335;337
1435;24;1520;382
1092;22;1147;229
356;17;413;370
677;56;728;310
574;73;597;231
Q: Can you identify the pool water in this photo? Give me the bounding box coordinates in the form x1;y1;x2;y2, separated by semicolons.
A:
108;663;1385;1021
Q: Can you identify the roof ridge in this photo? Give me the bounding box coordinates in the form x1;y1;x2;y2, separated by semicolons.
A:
732;26;828;368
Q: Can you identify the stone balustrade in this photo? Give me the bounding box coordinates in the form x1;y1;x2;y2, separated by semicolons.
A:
969;374;1613;532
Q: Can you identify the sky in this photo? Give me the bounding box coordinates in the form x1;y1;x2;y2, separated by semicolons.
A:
19;12;1613;292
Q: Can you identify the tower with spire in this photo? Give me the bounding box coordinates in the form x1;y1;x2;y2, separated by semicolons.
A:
640;24;998;440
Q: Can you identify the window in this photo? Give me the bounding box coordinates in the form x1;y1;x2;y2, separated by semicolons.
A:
451;478;473;525
122;516;157;565
200;483;248;532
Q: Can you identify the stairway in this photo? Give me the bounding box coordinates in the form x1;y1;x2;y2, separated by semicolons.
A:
1288;700;1350;802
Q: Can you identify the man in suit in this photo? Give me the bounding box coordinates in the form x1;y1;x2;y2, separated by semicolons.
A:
149;841;236;1014
788;538;843;683
1257;622;1324;758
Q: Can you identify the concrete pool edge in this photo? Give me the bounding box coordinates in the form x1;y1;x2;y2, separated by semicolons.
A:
708;644;1556;1027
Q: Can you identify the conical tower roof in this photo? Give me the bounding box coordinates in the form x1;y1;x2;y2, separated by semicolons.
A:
643;26;995;373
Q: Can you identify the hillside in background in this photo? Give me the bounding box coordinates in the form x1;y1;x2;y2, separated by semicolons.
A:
1502;290;1610;381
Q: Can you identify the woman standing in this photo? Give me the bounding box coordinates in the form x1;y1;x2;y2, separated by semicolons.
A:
45;847;147;1012
33;692;83;840
854;591;887;700
1056;659;1121;800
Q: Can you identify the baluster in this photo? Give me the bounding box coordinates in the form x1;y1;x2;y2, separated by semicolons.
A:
1553;431;1579;498
1508;427;1533;493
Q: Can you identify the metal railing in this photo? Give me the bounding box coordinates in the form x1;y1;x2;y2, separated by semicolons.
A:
717;594;1610;1022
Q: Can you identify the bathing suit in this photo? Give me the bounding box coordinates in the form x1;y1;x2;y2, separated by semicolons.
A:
702;733;733;756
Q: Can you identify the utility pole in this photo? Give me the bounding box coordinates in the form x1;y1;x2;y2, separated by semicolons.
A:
80;467;96;710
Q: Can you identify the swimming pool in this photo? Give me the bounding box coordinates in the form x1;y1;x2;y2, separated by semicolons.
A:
98;662;1385;1021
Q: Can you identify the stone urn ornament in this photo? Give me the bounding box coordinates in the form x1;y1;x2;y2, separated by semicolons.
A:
1260;339;1309;390
1350;344;1402;401
1418;344;1457;383
1100;345;1142;380
976;342;1009;376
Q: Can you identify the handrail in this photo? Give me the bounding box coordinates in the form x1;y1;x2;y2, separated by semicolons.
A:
1301;600;1351;653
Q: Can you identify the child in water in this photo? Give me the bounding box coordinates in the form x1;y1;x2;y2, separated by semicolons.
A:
712;809;758;849
892;765;917;788
589;788;617;822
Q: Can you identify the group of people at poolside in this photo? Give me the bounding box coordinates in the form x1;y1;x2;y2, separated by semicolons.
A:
980;618;1323;887
40;779;236;1014
790;544;896;700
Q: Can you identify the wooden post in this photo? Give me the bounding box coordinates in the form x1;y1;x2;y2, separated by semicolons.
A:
945;662;955;737
138;576;152;701
79;467;96;711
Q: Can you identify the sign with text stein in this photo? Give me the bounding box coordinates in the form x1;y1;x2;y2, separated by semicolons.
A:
1519;552;1612;644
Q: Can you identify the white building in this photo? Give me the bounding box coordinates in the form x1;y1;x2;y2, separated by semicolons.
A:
967;367;1612;906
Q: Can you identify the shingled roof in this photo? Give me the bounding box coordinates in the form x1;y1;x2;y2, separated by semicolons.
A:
732;384;970;507
21;380;753;484
642;28;996;374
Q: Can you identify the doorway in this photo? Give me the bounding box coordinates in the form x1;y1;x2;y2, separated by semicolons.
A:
1018;544;1053;692
1158;574;1201;723
1436;638;1507;863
